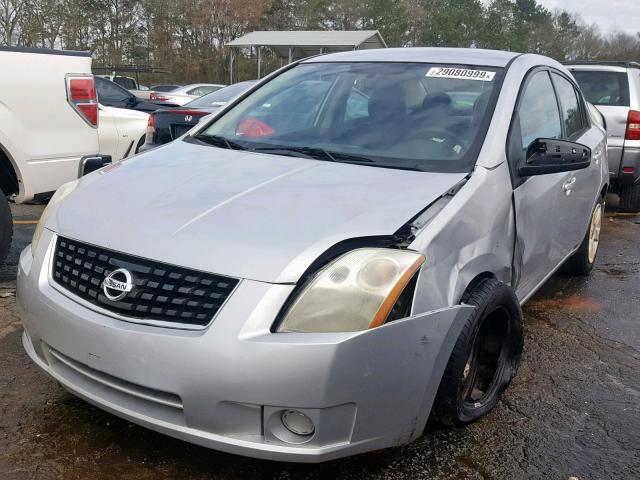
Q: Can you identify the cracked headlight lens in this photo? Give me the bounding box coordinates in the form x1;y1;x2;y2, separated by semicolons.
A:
277;248;425;333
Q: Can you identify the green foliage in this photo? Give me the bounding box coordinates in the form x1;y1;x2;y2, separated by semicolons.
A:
0;0;638;83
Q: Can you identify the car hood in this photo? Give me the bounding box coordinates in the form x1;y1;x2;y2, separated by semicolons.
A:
51;141;466;284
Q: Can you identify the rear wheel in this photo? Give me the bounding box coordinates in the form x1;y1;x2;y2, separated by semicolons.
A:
619;184;640;212
561;200;603;276
432;278;523;426
0;189;12;265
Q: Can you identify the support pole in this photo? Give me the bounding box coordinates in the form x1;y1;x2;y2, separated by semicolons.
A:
257;46;261;79
229;49;234;84
288;47;292;64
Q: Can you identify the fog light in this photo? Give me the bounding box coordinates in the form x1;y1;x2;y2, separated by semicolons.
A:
280;410;315;436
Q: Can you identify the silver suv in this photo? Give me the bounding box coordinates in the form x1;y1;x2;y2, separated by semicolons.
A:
566;61;640;211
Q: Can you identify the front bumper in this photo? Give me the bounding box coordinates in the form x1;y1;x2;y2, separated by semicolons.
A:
17;231;472;462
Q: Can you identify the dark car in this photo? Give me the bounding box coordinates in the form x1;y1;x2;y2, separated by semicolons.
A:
95;76;164;113
143;80;256;149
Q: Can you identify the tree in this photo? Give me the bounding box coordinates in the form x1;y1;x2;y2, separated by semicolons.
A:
0;0;24;45
417;0;485;48
0;0;638;81
17;0;65;48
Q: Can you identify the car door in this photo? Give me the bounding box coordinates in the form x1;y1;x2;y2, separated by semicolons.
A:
550;71;603;251
509;69;573;301
97;105;120;160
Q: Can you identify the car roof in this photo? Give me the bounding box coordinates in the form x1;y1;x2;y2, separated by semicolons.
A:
564;60;639;70
182;83;226;88
302;47;521;68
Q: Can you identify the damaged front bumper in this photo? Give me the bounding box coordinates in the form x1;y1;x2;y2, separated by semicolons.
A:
17;231;473;462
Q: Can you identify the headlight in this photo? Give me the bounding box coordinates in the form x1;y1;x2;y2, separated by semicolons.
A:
32;179;80;252
277;248;425;333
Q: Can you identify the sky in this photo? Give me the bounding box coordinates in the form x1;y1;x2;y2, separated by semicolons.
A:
538;0;639;35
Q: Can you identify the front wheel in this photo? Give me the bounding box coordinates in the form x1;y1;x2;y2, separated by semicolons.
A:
561;199;603;276
0;189;12;265
431;278;524;426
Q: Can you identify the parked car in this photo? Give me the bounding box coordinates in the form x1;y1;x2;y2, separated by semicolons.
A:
95;76;163;113
97;74;152;100
149;83;226;106
565;61;640;211
97;74;138;90
98;105;149;160
0;46;104;265
18;48;607;462
143;80;257;149
151;84;182;92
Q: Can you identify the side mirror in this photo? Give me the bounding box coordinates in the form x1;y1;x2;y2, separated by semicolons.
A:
79;154;112;177
518;138;591;177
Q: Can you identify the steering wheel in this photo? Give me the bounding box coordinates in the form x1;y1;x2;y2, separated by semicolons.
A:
405;127;470;153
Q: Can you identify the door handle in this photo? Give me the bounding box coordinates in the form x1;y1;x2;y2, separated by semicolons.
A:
563;177;577;195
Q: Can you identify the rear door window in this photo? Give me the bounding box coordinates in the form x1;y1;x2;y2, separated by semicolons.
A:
571;70;630;106
114;77;136;90
552;73;586;138
188;86;222;96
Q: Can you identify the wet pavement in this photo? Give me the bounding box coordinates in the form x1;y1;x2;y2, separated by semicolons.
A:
1;198;639;479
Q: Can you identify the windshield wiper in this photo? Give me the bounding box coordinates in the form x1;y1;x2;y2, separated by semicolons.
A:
253;145;337;162
193;134;248;151
329;151;375;164
254;146;380;167
193;138;420;171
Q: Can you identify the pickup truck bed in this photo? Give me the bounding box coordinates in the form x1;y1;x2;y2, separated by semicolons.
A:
0;46;100;263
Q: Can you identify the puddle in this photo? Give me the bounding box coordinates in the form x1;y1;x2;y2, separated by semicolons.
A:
602;267;627;279
527;294;602;314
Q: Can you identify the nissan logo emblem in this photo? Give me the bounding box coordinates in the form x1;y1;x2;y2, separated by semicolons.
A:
102;268;134;301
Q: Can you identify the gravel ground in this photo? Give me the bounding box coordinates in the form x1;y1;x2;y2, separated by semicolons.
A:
1;198;639;480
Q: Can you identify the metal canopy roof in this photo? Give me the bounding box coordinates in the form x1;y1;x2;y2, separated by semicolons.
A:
227;30;386;59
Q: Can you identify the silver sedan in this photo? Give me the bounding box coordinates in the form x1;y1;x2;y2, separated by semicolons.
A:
18;48;607;462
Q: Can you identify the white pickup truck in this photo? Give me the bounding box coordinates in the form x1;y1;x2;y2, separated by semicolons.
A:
0;46;106;264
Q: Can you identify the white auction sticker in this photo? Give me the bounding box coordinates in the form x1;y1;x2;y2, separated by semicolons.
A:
426;67;496;81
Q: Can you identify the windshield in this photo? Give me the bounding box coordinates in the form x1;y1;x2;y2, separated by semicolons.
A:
196;62;501;172
187;81;257;108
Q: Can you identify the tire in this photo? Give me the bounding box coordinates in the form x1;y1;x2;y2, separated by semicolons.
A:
431;278;523;426
619;183;640;212
0;189;12;265
561;199;604;276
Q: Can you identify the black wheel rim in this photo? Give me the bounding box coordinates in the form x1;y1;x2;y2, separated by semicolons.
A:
460;305;510;410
